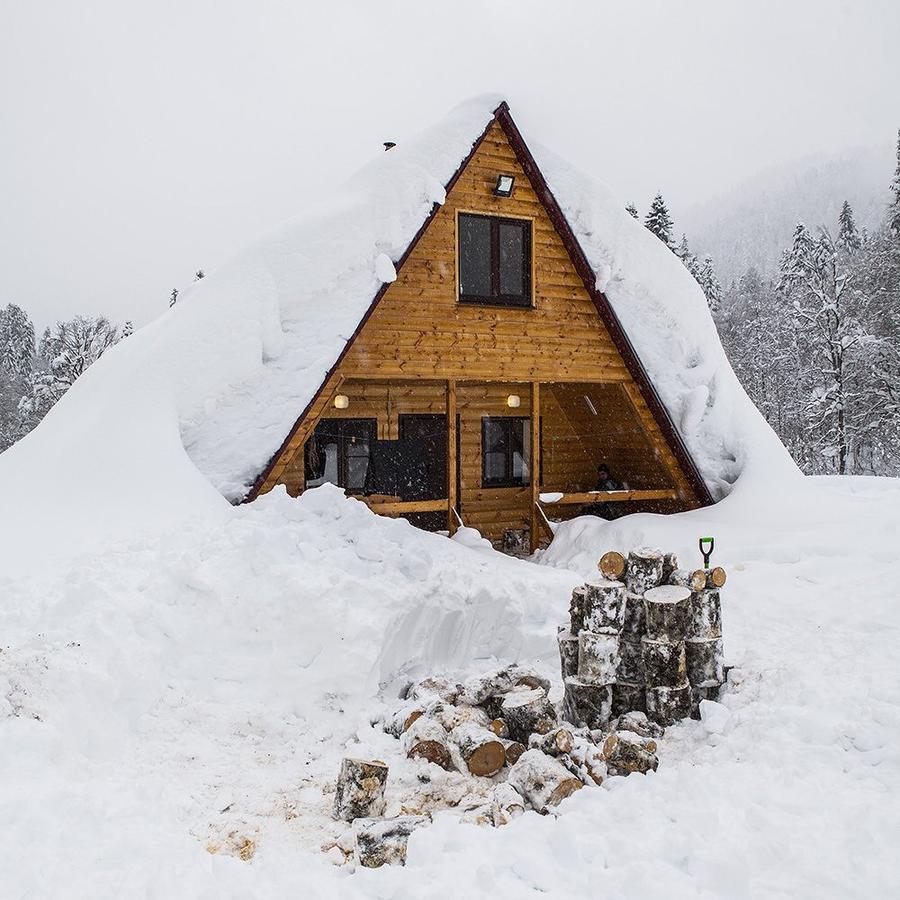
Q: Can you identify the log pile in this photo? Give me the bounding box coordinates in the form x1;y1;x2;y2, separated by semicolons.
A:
561;546;728;729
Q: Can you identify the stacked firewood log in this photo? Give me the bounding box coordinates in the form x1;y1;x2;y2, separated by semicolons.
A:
333;664;663;867
561;547;726;727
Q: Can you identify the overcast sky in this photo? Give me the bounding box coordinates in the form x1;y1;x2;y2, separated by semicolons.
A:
2;0;898;330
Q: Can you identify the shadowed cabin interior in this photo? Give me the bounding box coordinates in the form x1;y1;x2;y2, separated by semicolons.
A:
250;107;710;550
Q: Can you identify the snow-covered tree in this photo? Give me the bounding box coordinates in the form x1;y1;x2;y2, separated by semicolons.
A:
169;288;179;307
625;203;639;220
675;234;701;280
837;201;861;251
0;303;36;378
195;269;205;281
644;194;675;248
698;255;723;313
890;129;900;238
20;316;124;425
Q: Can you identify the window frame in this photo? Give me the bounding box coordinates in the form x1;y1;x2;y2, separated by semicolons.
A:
457;212;533;308
305;418;377;494
481;416;531;488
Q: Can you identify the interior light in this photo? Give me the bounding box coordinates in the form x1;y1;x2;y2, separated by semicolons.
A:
507;394;521;408
334;394;350;409
494;174;515;197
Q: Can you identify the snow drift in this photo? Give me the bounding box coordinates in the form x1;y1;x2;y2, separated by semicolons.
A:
0;95;796;574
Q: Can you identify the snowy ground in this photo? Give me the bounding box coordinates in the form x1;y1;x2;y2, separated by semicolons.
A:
2;476;898;897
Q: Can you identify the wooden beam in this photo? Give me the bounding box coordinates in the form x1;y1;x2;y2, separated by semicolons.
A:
530;381;541;553
362;498;449;515
447;380;458;534
538;489;678;506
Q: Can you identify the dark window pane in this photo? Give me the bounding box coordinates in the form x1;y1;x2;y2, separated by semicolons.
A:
459;214;492;297
485;451;507;481
484;418;507;454
345;436;371;491
499;222;525;297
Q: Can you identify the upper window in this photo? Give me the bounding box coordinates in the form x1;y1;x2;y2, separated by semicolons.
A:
458;213;532;307
482;417;530;488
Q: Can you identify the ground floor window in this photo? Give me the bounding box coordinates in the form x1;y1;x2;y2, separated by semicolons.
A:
482;416;530;487
305;418;376;492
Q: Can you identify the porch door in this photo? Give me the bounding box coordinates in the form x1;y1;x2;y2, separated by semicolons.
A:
398;413;448;530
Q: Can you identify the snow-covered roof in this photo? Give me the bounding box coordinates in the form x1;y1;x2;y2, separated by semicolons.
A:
0;95;798;570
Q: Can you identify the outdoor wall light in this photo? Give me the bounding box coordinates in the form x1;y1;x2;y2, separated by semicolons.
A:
333;394;350;409
507;394;521;408
493;174;515;197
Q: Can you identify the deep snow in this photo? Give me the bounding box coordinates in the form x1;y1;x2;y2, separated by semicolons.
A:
2;476;898;898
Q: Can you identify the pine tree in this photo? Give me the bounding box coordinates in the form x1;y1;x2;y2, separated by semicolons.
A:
890;129;900;238
675;234;701;280
170;288;179;307
195;270;205;280
625;203;639;220
644;193;675;248
838;201;861;251
122;321;134;339
698;255;723;313
0;303;36;378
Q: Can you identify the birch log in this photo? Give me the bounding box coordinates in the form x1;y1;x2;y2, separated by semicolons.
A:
621;592;646;639
582;579;627;634
643;585;691;642
490;783;526;826
502;739;527;765
646;683;691;726
450;723;506;777
500;687;556;743
577;631;620;683
569;585;587;635
669;569;708;592
641;637;688;688
528;727;575;757
598;550;627;580
384;701;424;738
687;589;722;639
685;637;725;687
625;548;665;594
333;758;388;822
558;628;579;680
507;750;583;814
611;682;646;717
563;676;612;729
616;638;645;685
602;731;659;776
356;815;428;868
402;717;452;770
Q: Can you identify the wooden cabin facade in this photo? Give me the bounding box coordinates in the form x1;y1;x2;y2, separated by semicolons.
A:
248;104;712;551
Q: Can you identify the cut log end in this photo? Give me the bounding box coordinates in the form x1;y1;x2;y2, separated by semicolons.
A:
333;758;389;822
708;566;727;588
598;550;627;579
451;722;506;777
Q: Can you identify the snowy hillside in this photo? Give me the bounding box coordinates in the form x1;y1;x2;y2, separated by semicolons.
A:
2;476;898;896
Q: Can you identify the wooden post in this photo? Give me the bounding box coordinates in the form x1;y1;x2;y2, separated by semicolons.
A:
530;381;540;553
447;380;458;535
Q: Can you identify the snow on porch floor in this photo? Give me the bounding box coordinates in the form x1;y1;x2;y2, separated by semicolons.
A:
1;478;898;897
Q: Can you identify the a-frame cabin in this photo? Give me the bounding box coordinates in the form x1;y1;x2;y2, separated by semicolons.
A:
248;102;712;551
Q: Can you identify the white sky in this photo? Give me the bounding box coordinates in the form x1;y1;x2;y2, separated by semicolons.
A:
2;0;898;329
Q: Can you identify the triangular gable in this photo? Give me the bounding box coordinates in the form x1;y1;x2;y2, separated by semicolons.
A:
248;103;713;505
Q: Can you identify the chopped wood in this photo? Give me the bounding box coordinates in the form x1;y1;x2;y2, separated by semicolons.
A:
428;701;492;733
662;552;680;583
668;568;708;592
616;638;645;685
450;722;506;777
557;628;579;680
462;664;551;706
625;547;665;594
611;682;646;717
685;637;725;687
646;683;691;726
402;717;453;770
502;739;527;765
582;578;627;634
528;727;575;757
489;718;509;739
613;710;664;740
577;630;620;683
708;566;727;588
569;585;586;635
356;815;429;868
641;637;688;688
409;675;463;705
501;687;556;743
598;550;626;580
621;592;646;639
563;676;612;730
507;749;583;814
687;588;722;639
643;585;691;642
603;731;659;776
562;735;608;785
490;783;525;826
384;701;424;738
333;758;388;822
